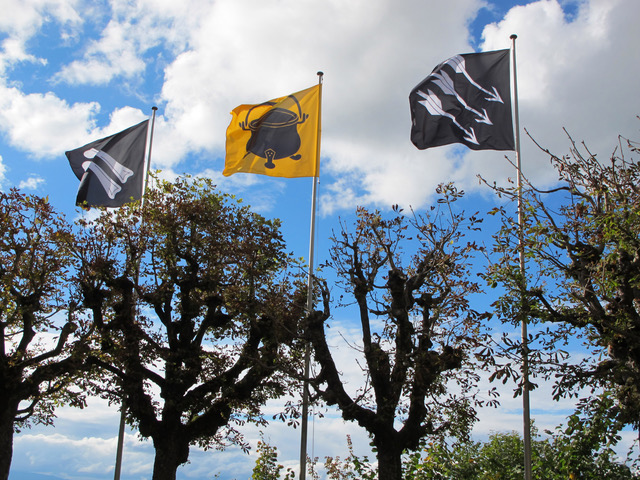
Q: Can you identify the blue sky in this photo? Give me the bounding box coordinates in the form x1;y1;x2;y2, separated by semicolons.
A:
2;0;640;478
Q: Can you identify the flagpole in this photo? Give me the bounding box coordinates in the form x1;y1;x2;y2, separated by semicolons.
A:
113;106;158;480
299;71;323;480
141;106;158;209
510;33;532;480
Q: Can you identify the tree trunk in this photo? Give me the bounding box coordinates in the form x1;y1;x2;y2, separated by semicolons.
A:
0;399;17;480
151;434;189;480
151;451;178;480
375;434;403;480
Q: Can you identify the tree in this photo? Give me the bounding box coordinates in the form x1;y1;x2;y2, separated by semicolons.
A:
265;418;636;479
0;190;91;480
483;131;640;438
548;392;638;479
72;176;306;480
251;435;295;480
324;435;376;480
406;418;637;480
305;184;496;480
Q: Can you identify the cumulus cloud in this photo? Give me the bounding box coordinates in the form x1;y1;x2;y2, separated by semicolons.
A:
0;155;6;188
0;0;82;73
0;85;99;158
3;0;638;211
14;430;154;478
479;0;640;186
18;176;45;190
53;0;206;86
150;0;640;212
0;85;153;159
157;0;484;209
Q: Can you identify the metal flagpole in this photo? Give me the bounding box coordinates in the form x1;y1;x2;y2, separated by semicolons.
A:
141;106;158;210
113;411;126;480
113;106;158;480
510;34;532;480
299;71;323;480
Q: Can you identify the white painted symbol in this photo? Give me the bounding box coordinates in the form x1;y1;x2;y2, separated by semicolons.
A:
430;70;493;125
81;148;134;199
417;90;479;145
440;55;504;103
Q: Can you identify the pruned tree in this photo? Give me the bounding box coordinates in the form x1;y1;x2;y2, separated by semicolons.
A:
483;129;640;441
0;190;91;480
72;176;306;480
305;184;495;480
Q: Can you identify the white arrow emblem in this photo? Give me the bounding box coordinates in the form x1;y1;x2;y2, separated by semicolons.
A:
81;148;134;199
417;90;479;145
430;70;493;125
441;55;504;104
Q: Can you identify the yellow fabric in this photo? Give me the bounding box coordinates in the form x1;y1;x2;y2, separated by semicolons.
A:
224;84;320;178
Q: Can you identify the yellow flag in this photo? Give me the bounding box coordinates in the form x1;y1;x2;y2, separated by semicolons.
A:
224;85;321;178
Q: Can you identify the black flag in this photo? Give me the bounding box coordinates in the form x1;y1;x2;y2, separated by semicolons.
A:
409;49;514;151
66;120;149;208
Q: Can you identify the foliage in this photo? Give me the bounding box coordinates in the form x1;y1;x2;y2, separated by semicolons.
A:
252;438;282;480
305;184;496;480
252;436;295;480
323;423;636;480
324;435;377;480
547;392;638;479
407;421;637;480
0;189;92;480
482;131;640;437
71;175;307;480
403;435;483;480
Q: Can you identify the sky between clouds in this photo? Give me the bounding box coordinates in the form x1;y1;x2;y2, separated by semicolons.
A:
2;0;640;479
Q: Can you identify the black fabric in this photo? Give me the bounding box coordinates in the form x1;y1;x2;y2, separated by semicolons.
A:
66;120;149;207
410;49;514;151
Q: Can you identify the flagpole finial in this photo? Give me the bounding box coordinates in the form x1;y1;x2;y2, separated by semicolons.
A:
152;106;158;111
510;34;517;39
317;71;324;84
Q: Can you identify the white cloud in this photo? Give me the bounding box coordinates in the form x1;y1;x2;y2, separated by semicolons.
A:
151;0;640;213
0;155;6;188
18;176;45;190
0;0;82;73
157;0;485;209
0;85;153;159
14;430;155;479
0;85;100;157
0;0;639;211
53;0;206;86
479;0;640;187
55;16;150;86
12;397;157;478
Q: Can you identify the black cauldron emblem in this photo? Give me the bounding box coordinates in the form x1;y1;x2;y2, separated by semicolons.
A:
240;95;308;169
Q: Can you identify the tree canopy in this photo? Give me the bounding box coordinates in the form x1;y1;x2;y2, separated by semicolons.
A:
305;185;496;480
405;420;636;480
6;128;640;479
0;190;91;480
484;132;640;438
72;175;307;480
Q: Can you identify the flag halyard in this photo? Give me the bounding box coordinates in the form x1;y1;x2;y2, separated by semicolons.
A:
410;49;514;151
66;120;149;208
224;85;321;178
